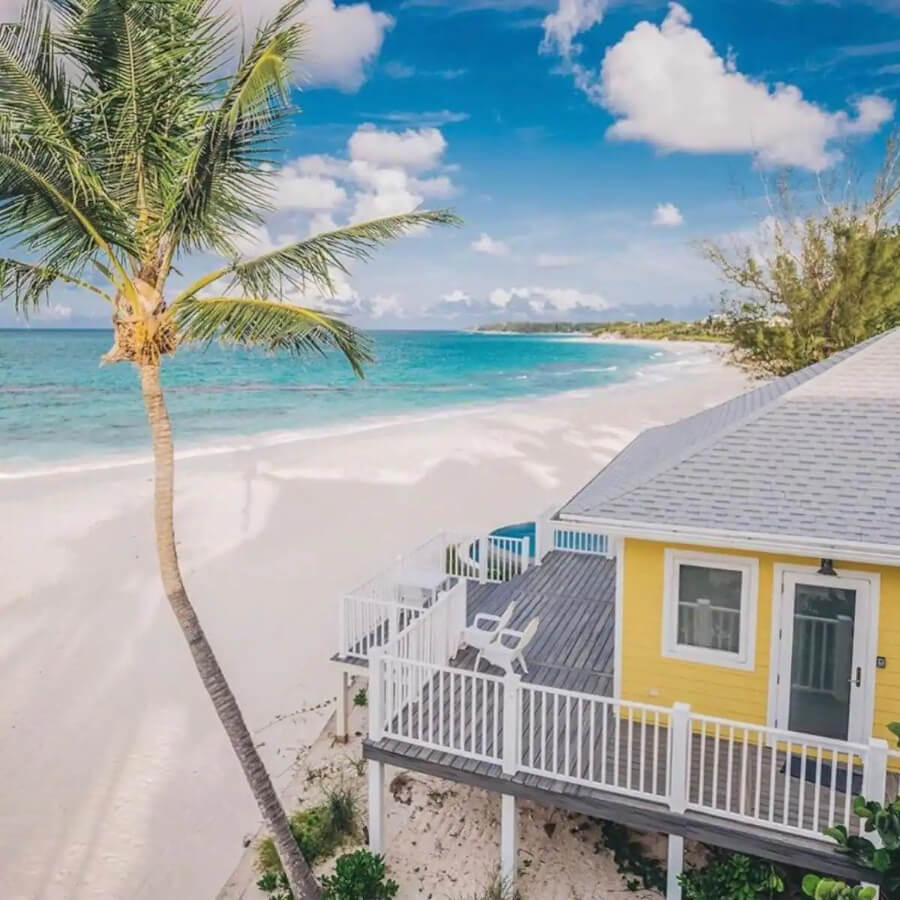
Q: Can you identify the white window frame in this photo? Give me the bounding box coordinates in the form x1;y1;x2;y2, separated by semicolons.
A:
661;549;758;671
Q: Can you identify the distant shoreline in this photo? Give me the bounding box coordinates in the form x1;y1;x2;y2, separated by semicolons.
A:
476;318;729;343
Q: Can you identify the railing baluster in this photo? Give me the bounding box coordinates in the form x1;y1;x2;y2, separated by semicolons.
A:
797;744;807;829
783;740;792;825
726;725;734;813
739;728;749;816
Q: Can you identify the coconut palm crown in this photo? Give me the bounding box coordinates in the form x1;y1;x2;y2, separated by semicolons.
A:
0;1;459;897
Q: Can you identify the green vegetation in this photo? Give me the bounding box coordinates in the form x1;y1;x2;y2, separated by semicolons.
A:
320;850;399;900
679;851;786;899
477;317;727;341
597;820;667;893
0;1;456;895
804;722;900;898
702;135;900;377
802;876;877;899
352;688;368;708
455;873;518;899
256;787;359;898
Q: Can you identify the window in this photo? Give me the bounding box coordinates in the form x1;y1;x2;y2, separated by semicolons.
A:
662;550;758;669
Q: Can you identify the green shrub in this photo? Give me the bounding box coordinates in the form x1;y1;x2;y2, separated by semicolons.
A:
320;850;398;900
598;821;667;893
326;785;358;837
353;688;368;708
679;851;785;900
802;876;877;899
256;789;358;881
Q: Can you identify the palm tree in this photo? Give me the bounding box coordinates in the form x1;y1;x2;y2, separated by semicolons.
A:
0;1;458;896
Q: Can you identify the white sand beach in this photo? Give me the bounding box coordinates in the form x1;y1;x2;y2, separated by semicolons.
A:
0;342;748;900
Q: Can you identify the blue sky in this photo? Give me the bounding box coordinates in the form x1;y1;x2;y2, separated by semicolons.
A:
4;0;900;328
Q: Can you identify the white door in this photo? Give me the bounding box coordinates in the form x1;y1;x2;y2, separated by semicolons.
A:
774;570;873;743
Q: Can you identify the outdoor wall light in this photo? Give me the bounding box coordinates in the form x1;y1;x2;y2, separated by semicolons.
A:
817;558;838;576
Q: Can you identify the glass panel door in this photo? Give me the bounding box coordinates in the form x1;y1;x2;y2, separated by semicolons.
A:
783;577;865;741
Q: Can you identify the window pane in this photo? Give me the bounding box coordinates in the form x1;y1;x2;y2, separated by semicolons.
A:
677;564;743;653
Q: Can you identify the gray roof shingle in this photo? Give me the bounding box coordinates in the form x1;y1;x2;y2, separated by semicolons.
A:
560;329;900;551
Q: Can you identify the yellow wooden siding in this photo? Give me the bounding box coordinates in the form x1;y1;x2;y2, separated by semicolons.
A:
620;538;900;750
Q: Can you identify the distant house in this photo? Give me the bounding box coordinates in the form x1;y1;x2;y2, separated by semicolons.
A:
333;329;900;899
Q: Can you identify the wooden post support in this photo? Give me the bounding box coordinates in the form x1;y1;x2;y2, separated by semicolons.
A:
533;518;543;566
335;669;349;743
502;674;521;775
669;702;691;814
369;649;384;742
666;834;684;900
368;759;385;854
500;793;518;889
863;738;890;850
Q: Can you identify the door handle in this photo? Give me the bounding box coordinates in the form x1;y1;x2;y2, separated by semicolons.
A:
848;667;862;687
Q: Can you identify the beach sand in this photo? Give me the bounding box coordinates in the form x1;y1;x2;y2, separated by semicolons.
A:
0;341;747;900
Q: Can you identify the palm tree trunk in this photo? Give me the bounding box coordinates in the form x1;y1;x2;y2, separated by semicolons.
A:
139;362;321;900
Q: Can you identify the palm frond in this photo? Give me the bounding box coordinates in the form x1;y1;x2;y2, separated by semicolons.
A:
170;295;372;376
175;210;462;304
0;0;92;191
0;256;114;312
161;0;308;253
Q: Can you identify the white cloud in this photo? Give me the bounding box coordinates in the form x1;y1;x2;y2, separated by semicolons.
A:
427;284;607;320
540;0;607;60
232;0;392;92
472;233;510;256
488;285;607;313
270;168;347;211
374;110;470;127
602;4;894;170
651;202;684;227
536;252;581;267
273;125;455;226
540;1;894;171
349;124;447;171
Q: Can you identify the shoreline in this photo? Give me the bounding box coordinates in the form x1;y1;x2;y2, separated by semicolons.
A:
0;342;749;900
0;339;715;481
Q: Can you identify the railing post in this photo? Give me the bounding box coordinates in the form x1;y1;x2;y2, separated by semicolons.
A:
369;648;384;742
533;519;543;566
479;535;489;584
502;673;522;775
669;703;691;814
338;595;347;659
863;737;890;849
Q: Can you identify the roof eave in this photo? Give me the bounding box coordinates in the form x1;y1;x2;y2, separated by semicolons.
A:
556;512;900;566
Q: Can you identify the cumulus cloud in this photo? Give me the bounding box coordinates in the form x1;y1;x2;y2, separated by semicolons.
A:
652;203;684;227
427;285;607;320
540;1;894;171
349;125;447;171
471;233;510;256
278;124;455;225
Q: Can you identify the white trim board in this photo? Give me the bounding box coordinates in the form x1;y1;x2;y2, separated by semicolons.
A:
766;563;880;744
557;516;900;567
661;548;759;672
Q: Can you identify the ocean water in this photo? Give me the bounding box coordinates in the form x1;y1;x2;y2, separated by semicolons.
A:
0;329;667;476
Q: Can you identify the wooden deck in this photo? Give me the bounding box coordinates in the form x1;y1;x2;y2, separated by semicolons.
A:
461;550;616;695
361;550;890;882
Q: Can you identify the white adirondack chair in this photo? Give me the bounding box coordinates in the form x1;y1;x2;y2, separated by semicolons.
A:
461;602;517;652
475;616;540;675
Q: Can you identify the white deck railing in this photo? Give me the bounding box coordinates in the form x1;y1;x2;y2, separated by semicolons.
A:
535;516;610;560
338;531;531;660
684;713;872;837
369;656;894;842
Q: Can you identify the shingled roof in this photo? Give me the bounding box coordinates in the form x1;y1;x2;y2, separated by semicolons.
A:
559;328;900;553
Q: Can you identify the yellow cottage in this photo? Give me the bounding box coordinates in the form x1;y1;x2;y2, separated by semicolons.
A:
558;329;900;753
345;330;900;898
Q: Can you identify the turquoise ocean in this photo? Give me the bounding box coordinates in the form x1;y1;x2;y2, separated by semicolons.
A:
0;329;669;477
